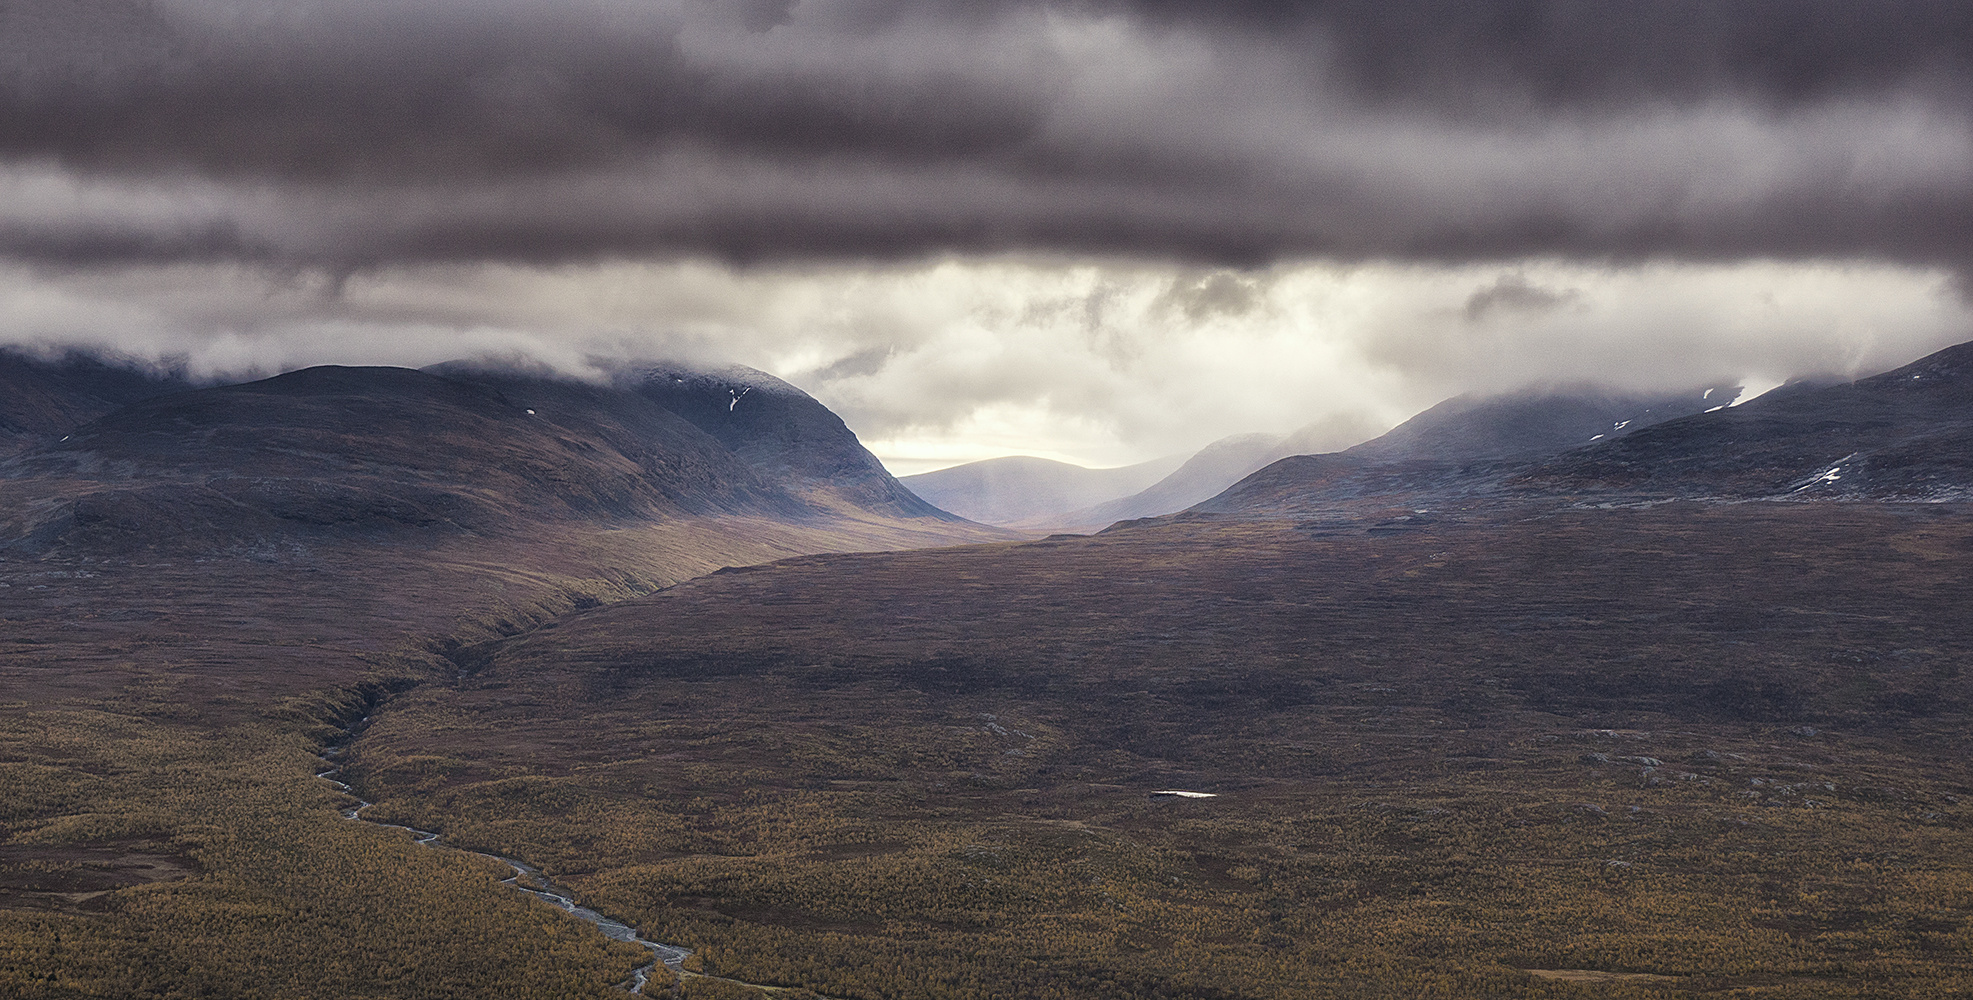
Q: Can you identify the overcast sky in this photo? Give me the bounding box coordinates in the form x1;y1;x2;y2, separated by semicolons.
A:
4;0;1971;471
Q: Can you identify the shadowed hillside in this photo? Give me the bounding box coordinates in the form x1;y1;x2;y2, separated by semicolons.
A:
0;355;1006;999
0;348;196;455
626;364;958;521
1518;342;1973;501
1194;340;1973;520
2;363;997;558
1186;379;1844;519
1065;387;1720;529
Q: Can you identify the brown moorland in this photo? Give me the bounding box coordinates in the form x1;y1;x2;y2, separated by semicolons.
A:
9;345;1973;999
346;501;1973;999
0;359;1003;999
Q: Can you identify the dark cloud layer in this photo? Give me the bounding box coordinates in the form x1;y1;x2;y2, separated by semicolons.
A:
1127;1;1973;106
1;0;1970;268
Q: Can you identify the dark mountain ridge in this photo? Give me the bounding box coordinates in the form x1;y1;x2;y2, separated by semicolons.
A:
0;347;196;455
1518;341;1973;501
1;359;987;557
1186;383;1733;519
1346;384;1732;463
1187;338;1973;521
621;364;955;521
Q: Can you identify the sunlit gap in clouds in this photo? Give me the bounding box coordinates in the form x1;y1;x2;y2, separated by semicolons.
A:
0;255;1965;475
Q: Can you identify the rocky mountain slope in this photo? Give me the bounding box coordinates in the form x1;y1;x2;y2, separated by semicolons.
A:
1181;385;1731;519
1;358;998;559
621;364;955;521
1195;339;1973;520
1517;342;1973;501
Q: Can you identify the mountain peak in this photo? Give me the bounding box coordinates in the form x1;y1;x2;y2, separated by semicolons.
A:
623;363;955;521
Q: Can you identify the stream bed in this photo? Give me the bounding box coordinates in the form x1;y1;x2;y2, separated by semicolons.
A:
315;715;689;995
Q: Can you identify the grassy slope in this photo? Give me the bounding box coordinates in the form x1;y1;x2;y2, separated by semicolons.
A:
348;503;1973;999
0;509;1000;1000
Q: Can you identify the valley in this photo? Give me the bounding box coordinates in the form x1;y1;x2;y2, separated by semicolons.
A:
9;5;1972;997
343;502;1973;999
0;354;998;999
4;345;1973;998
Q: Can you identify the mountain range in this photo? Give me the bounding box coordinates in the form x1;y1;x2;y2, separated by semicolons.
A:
326;337;1973;999
0;347;195;456
902;417;1382;532
914;380;1745;532
0;357;987;561
1192;342;1973;521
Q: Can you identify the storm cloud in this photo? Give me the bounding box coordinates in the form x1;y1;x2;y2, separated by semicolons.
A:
2;0;1971;269
6;2;1973;471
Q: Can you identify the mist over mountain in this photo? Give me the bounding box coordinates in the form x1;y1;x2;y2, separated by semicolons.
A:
1037;433;1294;531
0;354;995;560
0;347;196;455
1520;341;1973;502
1043;386;1726;531
1345;384;1737;463
1186;338;1973;520
1003;418;1374;531
1185;384;1742;519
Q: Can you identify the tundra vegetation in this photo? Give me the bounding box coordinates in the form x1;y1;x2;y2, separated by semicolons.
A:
6;354;1973;998
338;505;1973;999
13;504;1963;997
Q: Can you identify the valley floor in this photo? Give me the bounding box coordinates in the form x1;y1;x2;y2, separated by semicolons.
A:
8;502;1973;998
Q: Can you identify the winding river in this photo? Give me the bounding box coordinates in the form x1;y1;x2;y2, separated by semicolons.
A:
315;715;689;995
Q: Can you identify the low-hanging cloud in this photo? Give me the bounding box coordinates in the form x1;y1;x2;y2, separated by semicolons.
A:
4;257;1965;472
1464;275;1581;323
0;0;1969;270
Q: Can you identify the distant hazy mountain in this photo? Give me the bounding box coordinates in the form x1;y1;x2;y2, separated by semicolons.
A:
903;412;1383;531
1036;416;1383;531
1038;434;1287;531
900;454;1185;526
